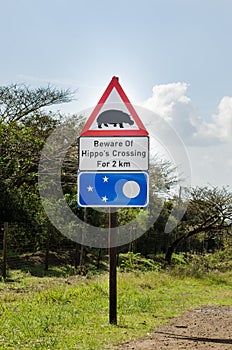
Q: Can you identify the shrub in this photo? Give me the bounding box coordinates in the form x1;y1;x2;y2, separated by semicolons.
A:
118;252;161;272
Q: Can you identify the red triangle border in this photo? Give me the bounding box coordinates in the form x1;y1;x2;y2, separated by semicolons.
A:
80;76;148;137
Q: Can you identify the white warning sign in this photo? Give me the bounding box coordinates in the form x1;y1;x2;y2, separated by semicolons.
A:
79;136;149;171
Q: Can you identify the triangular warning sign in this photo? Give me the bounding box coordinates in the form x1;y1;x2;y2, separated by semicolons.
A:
80;76;148;136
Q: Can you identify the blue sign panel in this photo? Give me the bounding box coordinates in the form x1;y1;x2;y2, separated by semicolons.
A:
78;172;148;207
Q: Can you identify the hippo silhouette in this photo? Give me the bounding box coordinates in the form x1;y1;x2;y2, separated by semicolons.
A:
97;109;134;129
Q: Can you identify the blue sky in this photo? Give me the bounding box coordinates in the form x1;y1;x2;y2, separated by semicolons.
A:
1;0;232;187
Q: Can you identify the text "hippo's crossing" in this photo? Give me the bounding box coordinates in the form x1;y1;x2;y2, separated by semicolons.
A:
79;136;149;171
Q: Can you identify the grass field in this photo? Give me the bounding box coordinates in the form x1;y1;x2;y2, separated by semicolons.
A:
0;264;231;349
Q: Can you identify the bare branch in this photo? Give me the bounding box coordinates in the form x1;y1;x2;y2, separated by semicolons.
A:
0;84;75;123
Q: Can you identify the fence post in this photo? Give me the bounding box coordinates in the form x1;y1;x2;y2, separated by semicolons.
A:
45;229;50;271
2;222;8;280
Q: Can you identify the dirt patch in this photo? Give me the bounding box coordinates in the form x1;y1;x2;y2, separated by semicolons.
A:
118;306;232;350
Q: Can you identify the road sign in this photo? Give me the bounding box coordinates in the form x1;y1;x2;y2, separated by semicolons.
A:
78;172;148;207
77;77;150;326
79;136;149;171
80;76;148;137
78;76;149;208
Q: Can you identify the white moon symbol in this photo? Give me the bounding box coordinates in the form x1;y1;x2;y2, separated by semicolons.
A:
122;181;140;198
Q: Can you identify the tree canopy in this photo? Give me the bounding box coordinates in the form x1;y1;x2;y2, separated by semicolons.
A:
0;84;74;223
1;82;231;266
0;84;73;123
165;186;232;263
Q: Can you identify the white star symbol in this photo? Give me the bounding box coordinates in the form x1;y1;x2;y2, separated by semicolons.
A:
102;196;108;202
103;176;109;183
87;185;94;192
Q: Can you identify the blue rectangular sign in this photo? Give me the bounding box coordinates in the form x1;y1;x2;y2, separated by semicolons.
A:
78;172;148;207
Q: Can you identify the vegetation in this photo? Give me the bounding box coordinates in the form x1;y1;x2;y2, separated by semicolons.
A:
0;82;232;274
0;81;232;348
165;186;232;263
0;83;73;230
0;254;231;349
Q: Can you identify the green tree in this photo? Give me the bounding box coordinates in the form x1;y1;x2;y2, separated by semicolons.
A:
0;84;73;228
165;186;232;263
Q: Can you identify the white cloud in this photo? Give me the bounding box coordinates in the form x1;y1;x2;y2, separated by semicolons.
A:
143;82;191;121
143;82;199;145
143;83;232;187
194;96;232;143
143;82;232;146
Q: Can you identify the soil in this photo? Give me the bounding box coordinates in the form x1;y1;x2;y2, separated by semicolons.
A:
117;306;232;350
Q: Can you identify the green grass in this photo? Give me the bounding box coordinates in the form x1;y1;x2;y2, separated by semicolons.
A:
0;269;231;349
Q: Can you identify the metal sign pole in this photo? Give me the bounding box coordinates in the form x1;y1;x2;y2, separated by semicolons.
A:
109;207;117;325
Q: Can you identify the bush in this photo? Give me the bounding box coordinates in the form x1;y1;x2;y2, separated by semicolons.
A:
118;252;161;272
171;253;189;265
168;247;232;278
